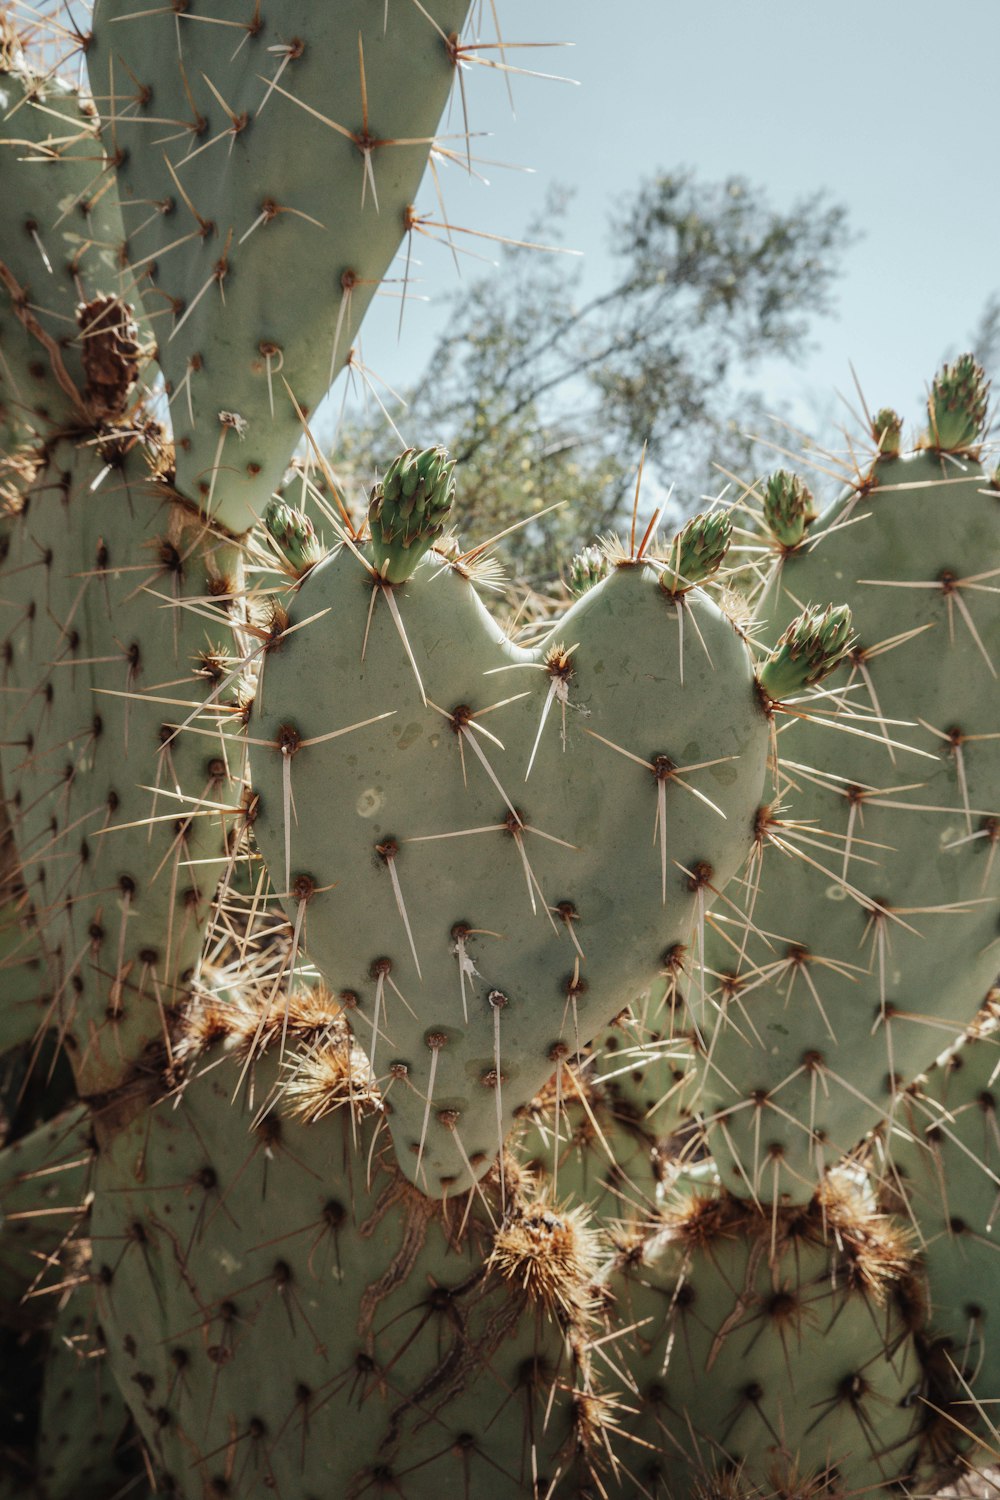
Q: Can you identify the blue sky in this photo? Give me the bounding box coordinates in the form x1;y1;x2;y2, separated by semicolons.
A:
349;0;1000;454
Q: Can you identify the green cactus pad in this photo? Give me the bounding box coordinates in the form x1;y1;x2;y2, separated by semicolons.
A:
698;446;1000;1204
0;61;149;443
249;541;770;1197
602;1169;931;1499
0;433;244;1096
87;0;471;532
0;778;49;1058
0;1103;93;1311
35;1284;143;1500
878;1002;1000;1460
91;1016;611;1499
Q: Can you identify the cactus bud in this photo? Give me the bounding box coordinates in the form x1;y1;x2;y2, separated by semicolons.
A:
368;445;456;583
568;545;608;596
264;498;325;578
925;354;989;452
758;604;854;701
870;407;902;457
660;511;732;596
762;470;817;549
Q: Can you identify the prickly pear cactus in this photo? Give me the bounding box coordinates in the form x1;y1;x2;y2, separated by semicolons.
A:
87;0;472;531
875;994;1000;1457
0;433;245;1096
694;369;1000;1205
0;0;481;1096
0;39;149;443
602;1169;932;1498
90;1002;611;1499
4;0;1000;1493
247;497;780;1196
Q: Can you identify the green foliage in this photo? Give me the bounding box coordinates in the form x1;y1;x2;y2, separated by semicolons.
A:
335;175;851;587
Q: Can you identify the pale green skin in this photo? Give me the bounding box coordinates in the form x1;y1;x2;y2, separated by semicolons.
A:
883;1022;1000;1450
88;0;470;532
0;1105;139;1500
0;1103;92;1309
249;549;769;1195
511;1038;690;1219
35;1286;139;1500
603;1177;928;1500
697;452;1000;1203
91;1041;602;1500
0;438;243;1095
0;897;49;1056
0;67;145;442
519;1010;700;1215
514;1091;662;1217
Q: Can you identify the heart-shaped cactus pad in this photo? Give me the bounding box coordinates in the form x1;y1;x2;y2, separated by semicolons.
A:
249;540;770;1196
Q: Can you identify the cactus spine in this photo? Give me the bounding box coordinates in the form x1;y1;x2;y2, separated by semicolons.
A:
1;2;1000;1496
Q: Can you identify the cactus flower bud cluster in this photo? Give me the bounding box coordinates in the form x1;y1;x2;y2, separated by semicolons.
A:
1;4;998;1496
368;443;457;581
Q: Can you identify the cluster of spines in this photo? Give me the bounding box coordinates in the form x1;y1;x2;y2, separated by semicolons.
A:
3;4;1000;1492
684;356;1000;1212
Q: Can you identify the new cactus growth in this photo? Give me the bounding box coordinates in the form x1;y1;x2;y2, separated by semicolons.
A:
926;355;990;452
568;544;609;597
3;1;1000;1494
263;497;325;579
756;601;854;701
659;509;733;593
368;444;457;582
762;468;817;549
871;406;903;456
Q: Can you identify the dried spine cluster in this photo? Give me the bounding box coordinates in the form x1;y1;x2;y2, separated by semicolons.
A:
0;4;999;1498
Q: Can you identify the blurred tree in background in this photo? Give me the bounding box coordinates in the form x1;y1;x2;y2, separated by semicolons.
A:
332;170;851;590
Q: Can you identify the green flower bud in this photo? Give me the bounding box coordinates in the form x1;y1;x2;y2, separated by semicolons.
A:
758;603;854;701
660;511;732;596
368;445;456;583
870;407;902;457
263;498;325;577
762;470;816;549
925;355;989;452
568;545;609;596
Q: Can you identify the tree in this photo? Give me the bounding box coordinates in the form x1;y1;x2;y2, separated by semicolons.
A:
333;169;851;589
